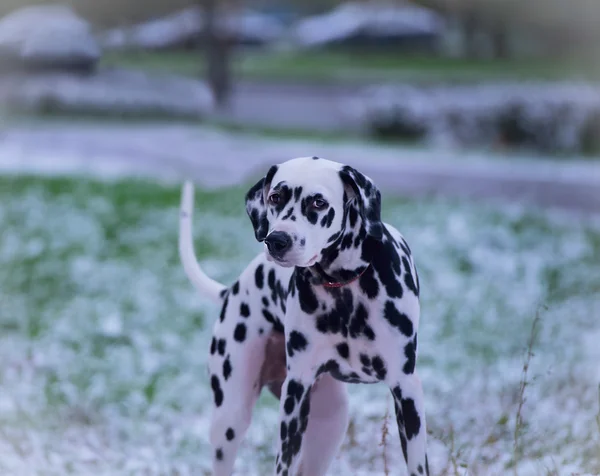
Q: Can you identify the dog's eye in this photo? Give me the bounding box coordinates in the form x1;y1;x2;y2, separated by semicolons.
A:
269;193;281;205
312;198;327;210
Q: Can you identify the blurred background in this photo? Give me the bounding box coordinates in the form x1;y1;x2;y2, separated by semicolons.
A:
0;1;599;475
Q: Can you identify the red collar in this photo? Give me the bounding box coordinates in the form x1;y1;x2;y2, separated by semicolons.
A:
321;264;371;289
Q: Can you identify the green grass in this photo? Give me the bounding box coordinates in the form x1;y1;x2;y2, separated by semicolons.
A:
101;50;600;84
0;175;599;474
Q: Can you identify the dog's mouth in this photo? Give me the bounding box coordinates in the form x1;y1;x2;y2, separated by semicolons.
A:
265;252;318;268
265;252;294;268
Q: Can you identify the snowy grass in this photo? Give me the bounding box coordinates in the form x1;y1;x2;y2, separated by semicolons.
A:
0;175;599;475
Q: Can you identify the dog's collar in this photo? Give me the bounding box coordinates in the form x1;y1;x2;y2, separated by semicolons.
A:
312;263;371;289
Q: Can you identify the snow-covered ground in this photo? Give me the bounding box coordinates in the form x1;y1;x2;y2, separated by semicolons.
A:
0;175;598;475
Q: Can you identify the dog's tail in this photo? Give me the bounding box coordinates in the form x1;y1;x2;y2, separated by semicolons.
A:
179;181;227;304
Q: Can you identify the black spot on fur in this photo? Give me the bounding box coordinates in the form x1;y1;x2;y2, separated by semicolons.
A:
327;231;341;243
268;268;276;295
403;256;419;297
348;204;358;228
223;356;232;380
359;267;379;299
339;166;383;239
384;301;414;337
353;229;365;248
300;196;319;225
349;302;376;340
287;331;308;358
317;359;370;383
255;264;264;289
317;359;341;377
287;380;305;402
217;339;226;355
312;156;320;160
226;428;235;441
403;339;416;374
400;433;408;463
293;186;303;202
402;398;421;440
299;393;311;431
262;309;284;333
211;375;224;407
418;464;424;475
262;296;269;307
399;237;412;256
315;287;364;339
295;272;318;314
240;302;250;317
282;207;294;220
231;281;240;295
233;323;247;342
284;396;295;415
271;183;292;214
362;229;404;298
210;337;216;355
341;232;354;250
371;355;387;380
336;342;350;359
216;448;223;460
320;208;335;228
415;269;421;297
219;295;229;322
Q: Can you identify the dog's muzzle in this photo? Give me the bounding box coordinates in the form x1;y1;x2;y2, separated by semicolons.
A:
264;231;292;260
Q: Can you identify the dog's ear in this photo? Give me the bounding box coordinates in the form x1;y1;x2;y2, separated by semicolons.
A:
339;165;383;240
245;165;278;242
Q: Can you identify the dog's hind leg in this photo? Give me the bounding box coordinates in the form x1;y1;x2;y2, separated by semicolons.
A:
208;316;273;476
298;375;349;476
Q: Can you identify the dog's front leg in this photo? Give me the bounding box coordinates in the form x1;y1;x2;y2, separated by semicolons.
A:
274;373;315;476
298;374;349;476
389;371;429;476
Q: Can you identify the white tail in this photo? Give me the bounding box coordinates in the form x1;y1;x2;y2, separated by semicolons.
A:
179;181;227;303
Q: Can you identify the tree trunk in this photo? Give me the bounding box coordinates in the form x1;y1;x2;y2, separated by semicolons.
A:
462;10;479;59
202;0;233;110
491;22;509;59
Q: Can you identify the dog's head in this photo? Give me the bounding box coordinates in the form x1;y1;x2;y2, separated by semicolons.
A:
245;157;382;268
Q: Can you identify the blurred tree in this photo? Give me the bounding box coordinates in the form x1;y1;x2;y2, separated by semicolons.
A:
201;0;233;110
414;0;600;59
2;0;599;60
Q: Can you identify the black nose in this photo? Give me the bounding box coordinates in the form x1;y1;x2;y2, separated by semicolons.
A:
265;231;292;257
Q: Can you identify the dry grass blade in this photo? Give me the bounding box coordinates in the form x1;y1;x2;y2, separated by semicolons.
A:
513;307;544;474
380;401;391;476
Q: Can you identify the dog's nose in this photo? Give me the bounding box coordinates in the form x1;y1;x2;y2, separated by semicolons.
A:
265;231;292;257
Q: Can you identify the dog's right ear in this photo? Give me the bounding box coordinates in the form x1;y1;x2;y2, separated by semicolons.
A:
245;165;278;242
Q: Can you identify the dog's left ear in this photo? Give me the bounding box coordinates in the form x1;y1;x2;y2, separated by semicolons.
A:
339;165;383;240
245;165;278;242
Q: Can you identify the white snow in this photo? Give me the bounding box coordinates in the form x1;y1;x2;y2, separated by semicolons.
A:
0;175;598;475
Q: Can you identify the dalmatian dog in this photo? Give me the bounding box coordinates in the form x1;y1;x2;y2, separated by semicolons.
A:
179;156;429;476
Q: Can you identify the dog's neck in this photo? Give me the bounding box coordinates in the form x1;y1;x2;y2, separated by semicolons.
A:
306;200;373;286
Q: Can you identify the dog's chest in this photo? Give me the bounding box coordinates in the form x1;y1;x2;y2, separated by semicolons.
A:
311;287;384;341
309;288;396;384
